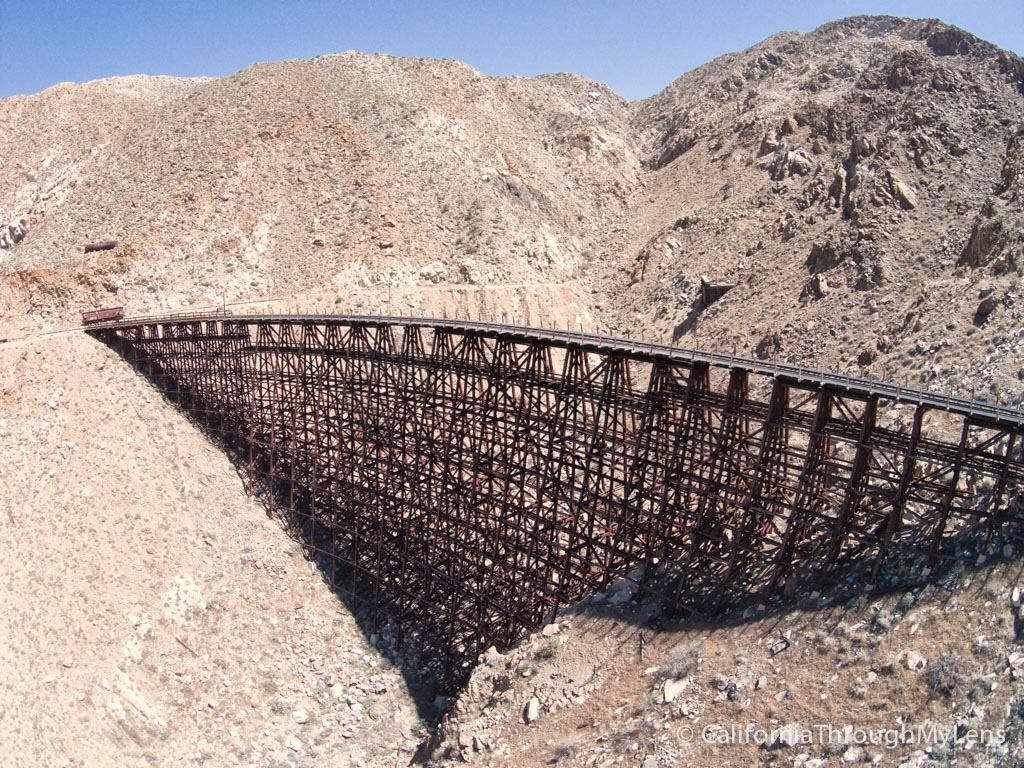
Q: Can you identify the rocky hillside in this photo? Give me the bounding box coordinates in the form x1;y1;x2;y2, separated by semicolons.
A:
0;335;423;767
613;16;1024;408
0;55;638;331
2;14;1024;768
2;18;1022;410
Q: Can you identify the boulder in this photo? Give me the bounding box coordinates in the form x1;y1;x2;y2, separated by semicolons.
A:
0;219;26;250
787;150;816;176
887;170;918;209
806;240;842;272
524;696;541;723
663;678;687;703
800;274;830;302
905;650;927;671
974;294;1000;325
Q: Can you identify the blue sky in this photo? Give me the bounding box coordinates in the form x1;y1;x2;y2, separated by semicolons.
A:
1;0;1022;100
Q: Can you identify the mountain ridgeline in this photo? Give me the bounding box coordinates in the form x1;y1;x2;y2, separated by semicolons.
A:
1;15;1022;403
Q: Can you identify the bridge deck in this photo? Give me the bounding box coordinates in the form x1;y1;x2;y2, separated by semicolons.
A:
87;311;1023;428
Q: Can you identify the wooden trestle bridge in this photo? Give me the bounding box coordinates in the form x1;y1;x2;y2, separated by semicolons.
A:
87;313;1024;691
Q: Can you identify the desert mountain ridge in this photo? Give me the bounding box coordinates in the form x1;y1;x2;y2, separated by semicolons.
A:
0;14;1021;411
0;16;1021;409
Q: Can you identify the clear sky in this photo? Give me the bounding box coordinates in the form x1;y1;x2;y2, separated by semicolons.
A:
1;0;1022;101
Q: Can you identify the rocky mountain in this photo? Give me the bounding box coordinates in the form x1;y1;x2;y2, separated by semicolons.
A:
0;55;638;329
2;15;1024;768
615;16;1024;407
2;17;1022;409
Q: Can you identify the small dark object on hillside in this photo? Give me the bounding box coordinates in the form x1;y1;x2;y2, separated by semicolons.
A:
700;275;735;308
83;240;119;253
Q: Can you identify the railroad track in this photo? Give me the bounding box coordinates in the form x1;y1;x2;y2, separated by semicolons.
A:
86;312;1024;691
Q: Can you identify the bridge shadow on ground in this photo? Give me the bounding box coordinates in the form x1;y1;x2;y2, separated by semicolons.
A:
566;554;1024;657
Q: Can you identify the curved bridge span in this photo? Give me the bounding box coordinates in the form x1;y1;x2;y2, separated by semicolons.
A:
89;313;1024;690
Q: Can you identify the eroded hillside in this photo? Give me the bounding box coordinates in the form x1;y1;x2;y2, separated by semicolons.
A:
0;56;638;334
615;17;1024;407
0;335;423;767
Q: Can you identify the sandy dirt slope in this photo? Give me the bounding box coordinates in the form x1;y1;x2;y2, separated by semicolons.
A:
441;562;1024;767
0;334;422;767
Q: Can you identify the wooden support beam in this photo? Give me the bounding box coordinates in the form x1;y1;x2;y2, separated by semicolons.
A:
89;315;1024;693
